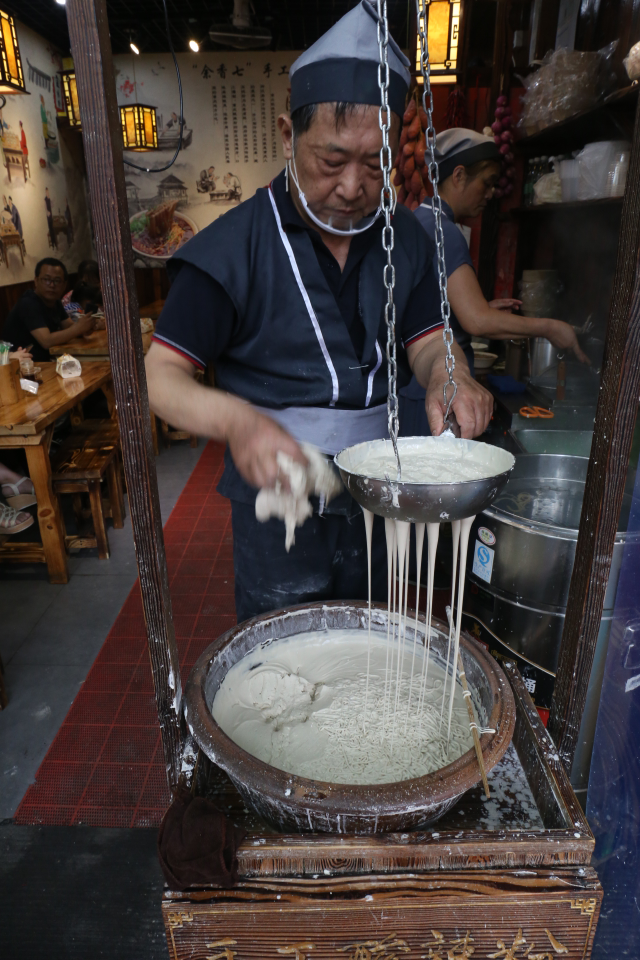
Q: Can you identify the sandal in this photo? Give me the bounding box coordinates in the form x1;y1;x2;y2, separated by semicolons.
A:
0;502;34;535
1;476;36;509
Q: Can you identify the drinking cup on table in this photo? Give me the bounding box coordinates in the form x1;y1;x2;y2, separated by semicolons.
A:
19;358;35;377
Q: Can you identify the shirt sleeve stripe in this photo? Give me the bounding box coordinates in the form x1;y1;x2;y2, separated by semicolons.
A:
404;323;444;347
151;334;206;370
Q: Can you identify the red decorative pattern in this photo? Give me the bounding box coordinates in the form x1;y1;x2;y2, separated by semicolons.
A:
15;441;234;827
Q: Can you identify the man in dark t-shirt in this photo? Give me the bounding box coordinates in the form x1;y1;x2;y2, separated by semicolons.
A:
3;258;94;363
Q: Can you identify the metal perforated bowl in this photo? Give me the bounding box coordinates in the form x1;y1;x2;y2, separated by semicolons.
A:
334;437;515;524
184;601;516;834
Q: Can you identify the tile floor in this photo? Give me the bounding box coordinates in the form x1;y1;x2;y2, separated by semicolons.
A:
0;440;205;820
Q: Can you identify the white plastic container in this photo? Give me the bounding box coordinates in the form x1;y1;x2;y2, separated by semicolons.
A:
557;158;580;202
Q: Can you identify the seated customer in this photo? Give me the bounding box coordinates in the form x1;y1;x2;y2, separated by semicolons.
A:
62;259;101;314
3;258;94;363
65;280;102;319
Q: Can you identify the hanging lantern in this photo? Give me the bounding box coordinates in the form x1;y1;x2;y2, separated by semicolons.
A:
61;69;81;127
0;9;26;95
415;0;461;84
120;102;158;151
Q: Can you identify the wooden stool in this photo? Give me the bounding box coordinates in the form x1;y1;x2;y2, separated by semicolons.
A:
69;418;121;447
52;442;125;559
160;420;199;449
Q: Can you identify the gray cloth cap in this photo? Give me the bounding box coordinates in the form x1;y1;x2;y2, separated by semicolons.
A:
435;128;500;181
290;1;410;118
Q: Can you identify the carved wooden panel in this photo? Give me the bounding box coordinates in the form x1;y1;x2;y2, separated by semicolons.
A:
163;870;602;960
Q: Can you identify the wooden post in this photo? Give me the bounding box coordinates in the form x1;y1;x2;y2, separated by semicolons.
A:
66;0;182;792
549;94;640;767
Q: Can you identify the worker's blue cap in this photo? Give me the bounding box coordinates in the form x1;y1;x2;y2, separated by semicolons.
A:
290;1;410;119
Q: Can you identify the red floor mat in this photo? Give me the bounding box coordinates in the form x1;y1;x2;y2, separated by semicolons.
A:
15;441;236;828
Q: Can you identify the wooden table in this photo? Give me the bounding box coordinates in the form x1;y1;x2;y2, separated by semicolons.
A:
49;328;154;361
0;361;113;583
139;299;165;321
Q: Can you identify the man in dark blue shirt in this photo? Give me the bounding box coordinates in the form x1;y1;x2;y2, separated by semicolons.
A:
147;3;493;621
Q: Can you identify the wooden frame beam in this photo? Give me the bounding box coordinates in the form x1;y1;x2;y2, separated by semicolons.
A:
549;95;640;766
66;0;182;792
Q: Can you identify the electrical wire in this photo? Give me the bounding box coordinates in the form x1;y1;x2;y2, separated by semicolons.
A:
123;0;184;173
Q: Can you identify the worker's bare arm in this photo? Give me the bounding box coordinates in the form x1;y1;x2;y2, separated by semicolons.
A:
145;341;306;489
408;329;494;439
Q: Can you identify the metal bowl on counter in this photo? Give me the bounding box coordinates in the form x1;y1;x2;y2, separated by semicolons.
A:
184;601;516;834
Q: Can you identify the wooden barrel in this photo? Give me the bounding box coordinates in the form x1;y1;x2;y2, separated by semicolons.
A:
184;600;516;834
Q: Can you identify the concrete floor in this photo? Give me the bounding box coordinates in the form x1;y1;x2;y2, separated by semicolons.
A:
0;440;205;820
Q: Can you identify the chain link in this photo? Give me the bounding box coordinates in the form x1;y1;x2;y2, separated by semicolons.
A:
416;0;457;421
376;0;401;479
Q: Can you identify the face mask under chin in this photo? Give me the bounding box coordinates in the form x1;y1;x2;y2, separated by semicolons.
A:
286;156;385;237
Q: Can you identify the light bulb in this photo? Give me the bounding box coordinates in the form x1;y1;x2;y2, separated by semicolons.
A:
55;0;66;5
130;42;140;55
189;39;199;52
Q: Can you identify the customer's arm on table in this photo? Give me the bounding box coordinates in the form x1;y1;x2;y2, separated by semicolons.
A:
448;264;589;364
145;341;307;490
28;314;94;351
408;329;494;439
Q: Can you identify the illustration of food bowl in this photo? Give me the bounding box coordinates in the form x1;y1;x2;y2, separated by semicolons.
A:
129;203;198;267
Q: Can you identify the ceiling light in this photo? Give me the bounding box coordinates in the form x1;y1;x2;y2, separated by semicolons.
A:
189;39;199;52
55;0;66;5
130;42;140;55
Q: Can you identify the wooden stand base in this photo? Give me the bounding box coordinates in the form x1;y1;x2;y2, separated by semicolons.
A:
162;664;602;959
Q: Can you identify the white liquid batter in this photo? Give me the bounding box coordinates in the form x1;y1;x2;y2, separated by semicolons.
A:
211;628;474;785
337;436;513;484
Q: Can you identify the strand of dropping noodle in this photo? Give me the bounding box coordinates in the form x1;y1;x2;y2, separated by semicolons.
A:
392;522;410;743
406;521;425;731
447;515;475;744
362;507;374;731
417;523;439;726
292;672;472;783
383;518;396;734
441;519;461;727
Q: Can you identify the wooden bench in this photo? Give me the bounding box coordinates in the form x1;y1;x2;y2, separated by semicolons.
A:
52;442;125;559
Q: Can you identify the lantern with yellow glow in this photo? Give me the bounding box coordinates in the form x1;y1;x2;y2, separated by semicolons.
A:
415;0;460;84
120;102;158;151
61;70;81;127
0;10;26;101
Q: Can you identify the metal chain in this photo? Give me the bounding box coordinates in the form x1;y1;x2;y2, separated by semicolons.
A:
376;0;401;479
416;0;457;422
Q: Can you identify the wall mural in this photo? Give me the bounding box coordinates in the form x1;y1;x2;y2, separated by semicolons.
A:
114;50;298;269
0;21;93;287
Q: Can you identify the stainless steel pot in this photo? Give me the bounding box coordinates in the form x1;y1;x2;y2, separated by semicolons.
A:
463;453;638;707
529;338;559;379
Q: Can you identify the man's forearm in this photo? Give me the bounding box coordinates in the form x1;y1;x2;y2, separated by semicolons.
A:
473;308;552;341
410;333;471;390
145;354;247;442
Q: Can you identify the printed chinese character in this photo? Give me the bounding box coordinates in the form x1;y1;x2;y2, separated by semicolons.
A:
263;62;272;78
488;929;527;960
217;64;227;79
205;939;237;960
278;64;289;75
339;933;411;960
201;64;213;79
421;930;446;960
232;66;244;77
277;943;314;960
